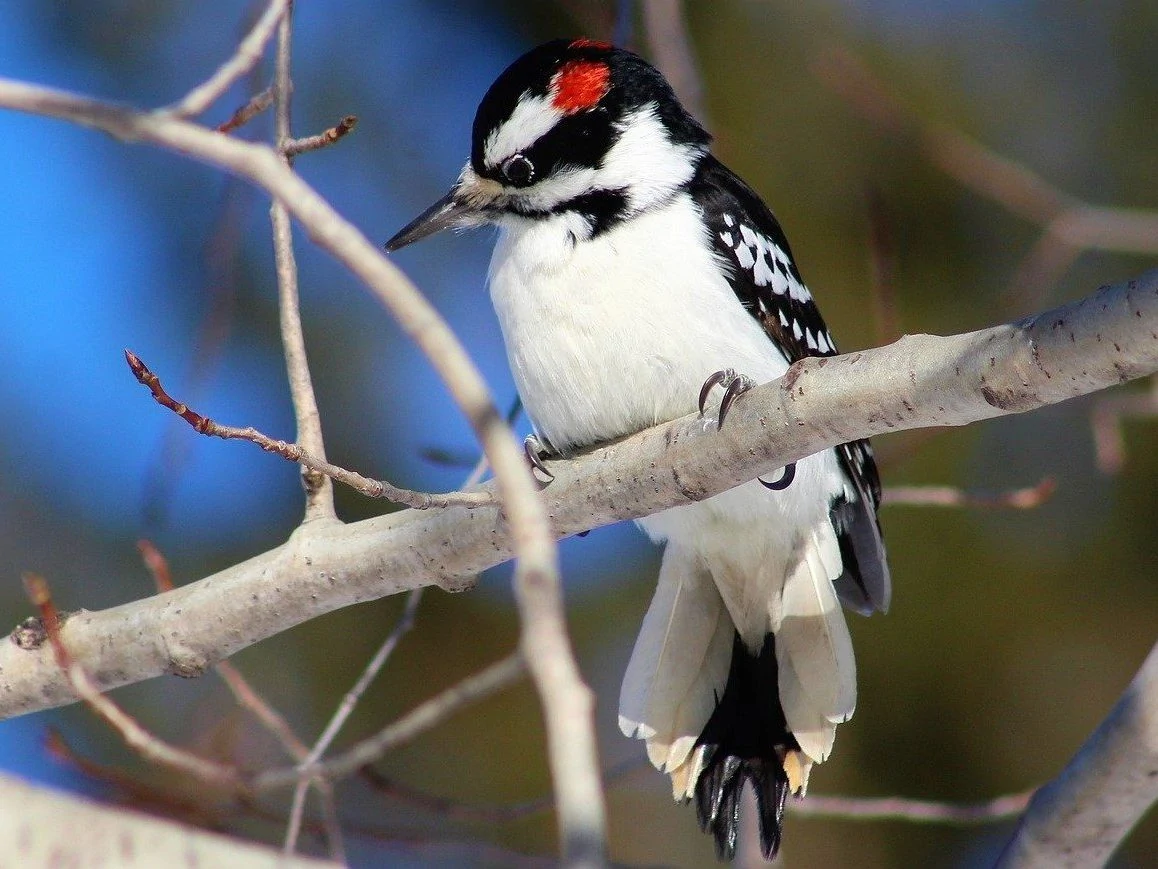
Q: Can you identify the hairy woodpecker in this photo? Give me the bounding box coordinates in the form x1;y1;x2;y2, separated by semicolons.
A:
387;39;891;861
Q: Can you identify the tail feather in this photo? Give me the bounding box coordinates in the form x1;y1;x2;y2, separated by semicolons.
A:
619;547;732;777
776;523;857;730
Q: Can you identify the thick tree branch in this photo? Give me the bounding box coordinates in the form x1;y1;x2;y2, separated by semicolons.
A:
997;641;1158;868
3;269;1154;721
0;771;337;868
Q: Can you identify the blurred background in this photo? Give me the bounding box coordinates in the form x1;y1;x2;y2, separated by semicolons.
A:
0;1;1155;866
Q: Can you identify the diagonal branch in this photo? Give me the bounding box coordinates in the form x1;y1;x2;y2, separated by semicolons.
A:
997;640;1158;868
4;270;1156;718
270;3;335;523
164;0;290;120
0;74;603;864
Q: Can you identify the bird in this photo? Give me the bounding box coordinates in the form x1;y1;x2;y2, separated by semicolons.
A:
386;38;890;861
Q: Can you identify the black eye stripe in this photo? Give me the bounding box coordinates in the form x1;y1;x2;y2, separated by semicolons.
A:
515;110;616;181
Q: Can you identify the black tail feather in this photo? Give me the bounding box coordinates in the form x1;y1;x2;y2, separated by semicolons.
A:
692;632;797;861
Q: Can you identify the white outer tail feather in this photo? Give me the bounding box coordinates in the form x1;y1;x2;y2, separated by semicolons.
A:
618;547;733;780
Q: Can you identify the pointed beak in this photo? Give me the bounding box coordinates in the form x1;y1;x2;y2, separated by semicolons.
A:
385;188;469;251
386;166;507;252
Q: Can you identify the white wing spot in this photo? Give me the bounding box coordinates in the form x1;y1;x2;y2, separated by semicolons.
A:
752;250;775;286
771;269;789;296
816;331;831;353
723;214;735;227
778;309;790;328
719;230;734;247
735;242;755;270
805;328;818;350
739;224;758;247
792;319;803;341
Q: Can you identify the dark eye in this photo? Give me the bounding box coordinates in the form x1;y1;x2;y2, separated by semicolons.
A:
501;153;535;187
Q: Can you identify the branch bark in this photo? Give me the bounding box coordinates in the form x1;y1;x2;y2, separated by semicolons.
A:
997;641;1158;868
3;269;1154;719
0;771;338;868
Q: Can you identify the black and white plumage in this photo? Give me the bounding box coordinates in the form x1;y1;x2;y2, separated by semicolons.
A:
387;39;890;861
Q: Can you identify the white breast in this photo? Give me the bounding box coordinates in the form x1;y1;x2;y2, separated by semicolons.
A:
488;194;788;450
487;194;848;640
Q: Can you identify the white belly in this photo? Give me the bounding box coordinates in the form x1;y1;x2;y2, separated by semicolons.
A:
487;196;846;640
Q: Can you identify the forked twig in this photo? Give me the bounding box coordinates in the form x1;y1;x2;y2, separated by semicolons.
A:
22;573;241;791
164;0;290;120
218;86;275;133
256;653;526;790
284;588;424;851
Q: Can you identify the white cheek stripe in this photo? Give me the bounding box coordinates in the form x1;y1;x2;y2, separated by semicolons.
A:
484;90;562;167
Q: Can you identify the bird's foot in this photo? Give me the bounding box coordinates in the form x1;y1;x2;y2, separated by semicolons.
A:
698;368;756;429
524;433;555;484
698;369;796;491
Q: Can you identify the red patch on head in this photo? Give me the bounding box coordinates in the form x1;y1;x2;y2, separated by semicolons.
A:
551;59;611;114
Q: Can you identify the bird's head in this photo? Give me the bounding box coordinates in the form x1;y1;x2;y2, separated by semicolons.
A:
386;38;710;250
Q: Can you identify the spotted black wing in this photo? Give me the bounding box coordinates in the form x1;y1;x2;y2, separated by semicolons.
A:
689;156;890;614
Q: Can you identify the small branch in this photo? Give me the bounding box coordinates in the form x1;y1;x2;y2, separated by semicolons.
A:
164;0;290;120
882;477;1056;509
361;756;647;825
791;789;1034;824
137;538;174;591
285;588;423;851
137;539;341;857
270;3;334;523
124;350;492;509
21;573;241;791
256;653;526;790
283;115;358;158
997;640;1158;867
218;86;275;133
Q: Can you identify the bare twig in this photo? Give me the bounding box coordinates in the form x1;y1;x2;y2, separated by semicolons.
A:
270;4;335;524
256;653;526;790
791;789;1034;824
998;640;1158;867
218;85;275;134
165;0;289;120
883;477;1056;509
642;0;707;124
283;115;358;158
285;588;423;851
361;756;647;825
21;573;241;791
124;350;493;509
137;538;174;592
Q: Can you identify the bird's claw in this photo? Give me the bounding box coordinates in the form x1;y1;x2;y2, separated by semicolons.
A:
759;463;797;491
524;434;555;483
698;368;756;429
